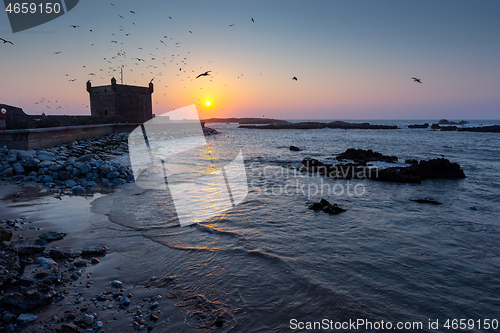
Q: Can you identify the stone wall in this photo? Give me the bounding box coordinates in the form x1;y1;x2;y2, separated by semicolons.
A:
0;103;115;130
0;124;140;150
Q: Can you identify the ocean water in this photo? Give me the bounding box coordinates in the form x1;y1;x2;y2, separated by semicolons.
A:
103;120;500;332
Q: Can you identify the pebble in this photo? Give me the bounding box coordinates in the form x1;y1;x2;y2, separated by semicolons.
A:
83;313;94;325
111;280;123;288
91;257;100;265
17;313;37;323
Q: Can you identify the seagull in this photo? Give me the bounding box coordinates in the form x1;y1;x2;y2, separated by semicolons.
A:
189;31;193;34
251;18;254;22
70;25;80;28
196;71;211;79
292;76;297;81
229;24;235;27
54;51;62;54
118;15;124;19
412;77;422;83
0;37;14;45
130;11;135;14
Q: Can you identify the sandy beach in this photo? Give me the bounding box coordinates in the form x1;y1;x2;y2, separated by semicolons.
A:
0;183;218;332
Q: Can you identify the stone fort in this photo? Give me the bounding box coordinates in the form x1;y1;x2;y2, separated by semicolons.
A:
0;78;154;130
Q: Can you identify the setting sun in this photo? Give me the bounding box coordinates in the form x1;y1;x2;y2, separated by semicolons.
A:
205;100;211;106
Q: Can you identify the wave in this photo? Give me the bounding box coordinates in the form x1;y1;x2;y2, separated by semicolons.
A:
195;223;238;237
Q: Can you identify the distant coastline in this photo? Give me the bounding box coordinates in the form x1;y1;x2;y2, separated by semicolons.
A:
202;118;500;132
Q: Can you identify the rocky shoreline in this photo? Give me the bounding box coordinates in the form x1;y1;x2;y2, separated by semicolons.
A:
0;133;133;195
0;218;202;333
0;127;220;195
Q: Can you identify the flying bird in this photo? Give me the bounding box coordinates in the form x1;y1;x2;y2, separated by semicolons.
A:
69;25;80;28
0;38;14;45
189;31;193;34
292;76;298;81
118;15;124;19
229;24;235;27
412;77;422;83
196;71;211;79
54;51;62;54
130;11;135;14
251;18;254;22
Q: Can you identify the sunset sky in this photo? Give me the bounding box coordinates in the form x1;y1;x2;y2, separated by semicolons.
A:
1;0;499;119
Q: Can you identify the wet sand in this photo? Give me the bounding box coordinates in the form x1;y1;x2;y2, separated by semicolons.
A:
0;183;199;333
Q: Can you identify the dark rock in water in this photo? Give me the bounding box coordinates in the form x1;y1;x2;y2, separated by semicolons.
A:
0;226;13;241
431;124;441;130
336;148;397;163
300;158;370;179
308;199;346;215
81;245;107;256
410;198;442;205
91;257;100;265
203;127;220;135
438;119;468;125
39;231;66;241
459;125;500;133
405;159;419;165
290;145;301;151
370;158;466;183
440;125;458;131
408;123;429;129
